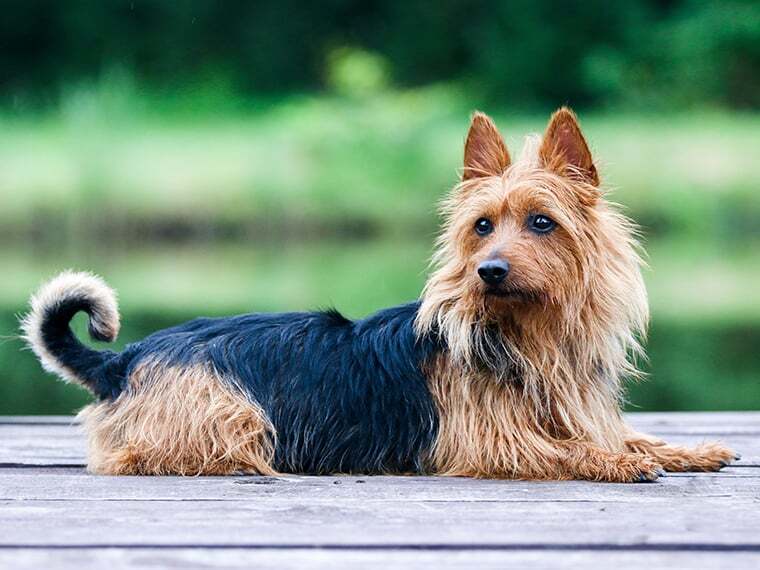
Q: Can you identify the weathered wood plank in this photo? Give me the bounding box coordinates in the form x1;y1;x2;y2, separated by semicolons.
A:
1;548;758;570
1;496;758;546
1;413;759;569
627;412;760;435
638;434;758;466
1;414;758;467
0;424;85;466
1;467;758;502
0;416;77;425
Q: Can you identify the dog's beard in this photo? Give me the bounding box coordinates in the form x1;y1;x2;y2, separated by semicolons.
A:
469;322;522;382
482;285;546;306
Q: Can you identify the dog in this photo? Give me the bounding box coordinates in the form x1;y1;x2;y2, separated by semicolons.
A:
22;107;739;479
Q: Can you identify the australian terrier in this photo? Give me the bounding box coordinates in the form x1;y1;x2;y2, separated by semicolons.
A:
22;107;739;480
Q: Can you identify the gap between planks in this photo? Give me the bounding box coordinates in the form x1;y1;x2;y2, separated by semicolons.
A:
1;543;760;552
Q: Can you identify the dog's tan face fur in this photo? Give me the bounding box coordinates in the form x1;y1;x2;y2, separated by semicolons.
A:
448;110;604;316
417;108;648;378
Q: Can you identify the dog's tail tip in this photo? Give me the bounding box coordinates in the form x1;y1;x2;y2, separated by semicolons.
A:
21;271;121;391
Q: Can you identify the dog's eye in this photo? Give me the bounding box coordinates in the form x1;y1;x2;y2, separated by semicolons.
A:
528;214;556;234
474;217;494;236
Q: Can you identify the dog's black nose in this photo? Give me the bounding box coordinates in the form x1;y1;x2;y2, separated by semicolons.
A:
477;259;510;286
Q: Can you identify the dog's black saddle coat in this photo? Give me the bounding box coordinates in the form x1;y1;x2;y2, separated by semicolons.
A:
68;301;443;475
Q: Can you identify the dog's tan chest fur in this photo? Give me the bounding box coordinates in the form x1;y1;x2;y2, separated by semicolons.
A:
427;354;631;479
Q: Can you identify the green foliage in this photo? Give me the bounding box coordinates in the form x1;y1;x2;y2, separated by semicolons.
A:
627;0;760;109
326;48;390;98
1;0;759;110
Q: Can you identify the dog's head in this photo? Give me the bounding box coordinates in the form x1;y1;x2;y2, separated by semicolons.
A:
417;108;648;368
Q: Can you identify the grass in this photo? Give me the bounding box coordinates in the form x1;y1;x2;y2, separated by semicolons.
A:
1;85;759;239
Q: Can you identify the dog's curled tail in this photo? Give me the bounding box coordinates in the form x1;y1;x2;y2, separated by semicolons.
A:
21;271;123;399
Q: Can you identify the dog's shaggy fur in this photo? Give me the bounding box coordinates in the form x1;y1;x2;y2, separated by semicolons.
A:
22;108;738;480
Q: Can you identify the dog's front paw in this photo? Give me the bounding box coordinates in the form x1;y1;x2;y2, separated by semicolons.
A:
630;458;665;483
636;466;667;482
609;455;665;483
683;442;740;472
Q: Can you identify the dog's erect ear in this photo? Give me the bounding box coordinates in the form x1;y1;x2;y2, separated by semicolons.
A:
539;107;599;186
462;112;511;181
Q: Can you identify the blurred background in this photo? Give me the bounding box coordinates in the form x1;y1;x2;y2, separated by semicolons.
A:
0;0;758;414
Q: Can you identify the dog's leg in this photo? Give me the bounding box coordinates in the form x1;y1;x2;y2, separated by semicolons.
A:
80;360;277;476
553;441;665;482
624;432;739;472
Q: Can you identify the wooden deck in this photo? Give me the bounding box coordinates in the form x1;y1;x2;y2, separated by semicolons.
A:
1;412;758;569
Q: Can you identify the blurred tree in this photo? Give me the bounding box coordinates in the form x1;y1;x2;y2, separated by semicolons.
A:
0;0;758;109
